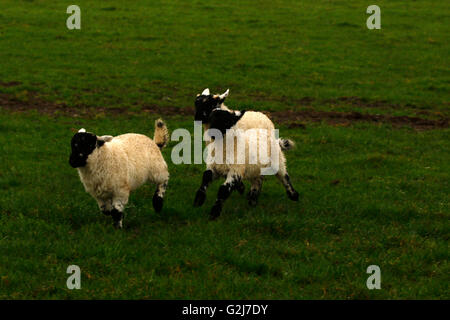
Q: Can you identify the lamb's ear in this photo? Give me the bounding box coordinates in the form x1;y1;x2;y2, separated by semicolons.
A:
201;88;210;95
98;135;113;142
96;135;113;147
236;110;245;121
235;110;245;117
219;89;229;100
213;89;229;103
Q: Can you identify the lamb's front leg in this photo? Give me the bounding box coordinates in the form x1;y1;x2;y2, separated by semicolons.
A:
97;199;113;216
152;180;168;213
247;176;263;206
111;190;129;229
276;171;299;201
193;168;216;207
210;172;242;220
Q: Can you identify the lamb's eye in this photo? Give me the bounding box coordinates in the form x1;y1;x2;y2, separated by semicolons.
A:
79;153;83;157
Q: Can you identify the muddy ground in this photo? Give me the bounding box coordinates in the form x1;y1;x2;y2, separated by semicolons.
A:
0;90;448;131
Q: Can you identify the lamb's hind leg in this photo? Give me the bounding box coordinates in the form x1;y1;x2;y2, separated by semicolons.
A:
247;176;263;206
276;166;299;201
153;180;168;213
194;168;216;207
97;199;112;216
210;172;242;220
235;179;245;195
111;190;129;229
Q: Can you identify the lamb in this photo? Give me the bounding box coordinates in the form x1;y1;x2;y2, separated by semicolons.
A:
193;88;299;219
69;119;169;228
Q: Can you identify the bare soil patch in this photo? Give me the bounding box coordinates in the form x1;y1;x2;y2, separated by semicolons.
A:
268;109;449;130
248;93;415;110
0;92;194;118
324;96;400;109
0;92;447;130
0;81;22;88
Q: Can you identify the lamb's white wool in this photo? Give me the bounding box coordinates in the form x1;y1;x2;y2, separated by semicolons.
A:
194;97;299;219
205;110;282;178
78;128;86;133
74;119;169;228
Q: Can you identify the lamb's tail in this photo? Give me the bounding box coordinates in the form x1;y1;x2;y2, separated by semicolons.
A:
278;138;295;151
154;118;169;149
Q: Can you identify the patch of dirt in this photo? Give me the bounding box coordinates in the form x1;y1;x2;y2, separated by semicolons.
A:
242;94;446;120
247;93;409;110
268;109;449;130
0;92;65;113
0;81;22;87
0;92;448;130
246;93;316;106
324;96;400;109
141;104;195;116
330;180;340;186
0;92;194;118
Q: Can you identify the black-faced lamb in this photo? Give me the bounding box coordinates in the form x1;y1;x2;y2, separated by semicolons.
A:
193;88;299;219
69;119;169;228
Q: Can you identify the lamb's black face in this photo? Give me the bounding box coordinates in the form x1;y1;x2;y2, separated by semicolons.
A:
208;109;246;135
69;132;99;168
195;94;225;122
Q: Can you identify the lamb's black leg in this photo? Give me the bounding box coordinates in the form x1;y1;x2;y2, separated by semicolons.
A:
210;174;241;220
99;202;111;216
277;173;299;201
109;196;128;229
153;181;168;213
234;180;245;195
194;169;214;207
152;192;163;213
110;208;124;229
247;176;263;206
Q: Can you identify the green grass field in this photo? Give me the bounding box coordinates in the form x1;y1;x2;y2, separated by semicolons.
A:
0;0;448;299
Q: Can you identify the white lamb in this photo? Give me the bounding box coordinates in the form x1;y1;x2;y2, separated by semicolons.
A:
193;88;299;219
69;119;169;228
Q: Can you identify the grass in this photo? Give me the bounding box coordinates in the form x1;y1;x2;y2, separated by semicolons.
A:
0;0;448;299
0;0;449;111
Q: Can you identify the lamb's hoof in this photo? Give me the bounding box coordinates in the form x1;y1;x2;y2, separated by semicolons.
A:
194;189;206;207
153;194;164;213
113;220;123;229
288;190;299;201
209;203;222;220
